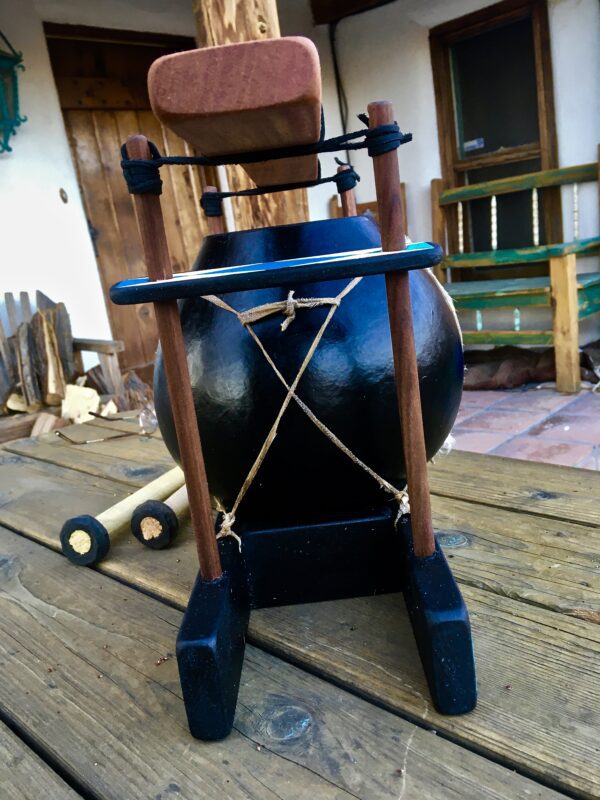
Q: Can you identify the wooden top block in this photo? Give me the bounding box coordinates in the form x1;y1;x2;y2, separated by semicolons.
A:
148;37;322;188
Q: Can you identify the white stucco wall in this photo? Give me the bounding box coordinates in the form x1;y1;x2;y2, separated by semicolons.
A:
549;0;600;244
0;0;197;346
281;0;599;244
34;0;196;37
0;0;112;341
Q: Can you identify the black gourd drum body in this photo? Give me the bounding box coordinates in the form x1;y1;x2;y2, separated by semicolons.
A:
154;216;463;527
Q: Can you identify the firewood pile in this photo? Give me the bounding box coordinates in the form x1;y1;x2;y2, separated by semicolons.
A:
0;291;152;442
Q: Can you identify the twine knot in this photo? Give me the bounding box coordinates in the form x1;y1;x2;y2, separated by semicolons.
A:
394;488;410;516
216;512;242;551
282;291;297;331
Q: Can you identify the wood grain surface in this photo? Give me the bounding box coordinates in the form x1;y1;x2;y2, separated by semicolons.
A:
149;38;321;187
0;423;598;796
0;720;81;799
192;1;309;230
0;526;567;800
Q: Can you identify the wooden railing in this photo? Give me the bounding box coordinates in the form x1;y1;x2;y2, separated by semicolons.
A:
431;151;600;393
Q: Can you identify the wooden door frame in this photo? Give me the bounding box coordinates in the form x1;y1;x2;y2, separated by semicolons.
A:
44;24;216;379
429;0;562;253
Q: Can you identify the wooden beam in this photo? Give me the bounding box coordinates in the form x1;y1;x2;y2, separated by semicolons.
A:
444;237;600;268
462;330;553;346
439;163;597;205
310;0;394;25
191;0;309;230
430;178;446;282
550;253;580;393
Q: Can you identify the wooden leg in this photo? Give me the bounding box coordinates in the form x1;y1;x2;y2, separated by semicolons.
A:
550;254;580;393
126;135;222;581
368;101;435;559
430;178;446;284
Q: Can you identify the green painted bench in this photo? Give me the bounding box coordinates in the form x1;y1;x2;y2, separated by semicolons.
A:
431;158;600;392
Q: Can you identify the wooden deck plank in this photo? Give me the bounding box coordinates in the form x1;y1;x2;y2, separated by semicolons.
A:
429;451;600;528
431;496;599;620
0;720;81;799
1;447;596;621
0;527;562;800
252;587;599;799
3;431;172;488
1;434;598;795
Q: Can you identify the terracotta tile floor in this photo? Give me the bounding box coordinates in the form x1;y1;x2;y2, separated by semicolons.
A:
452;386;600;470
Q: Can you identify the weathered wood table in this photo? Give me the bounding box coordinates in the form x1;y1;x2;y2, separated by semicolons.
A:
0;414;598;799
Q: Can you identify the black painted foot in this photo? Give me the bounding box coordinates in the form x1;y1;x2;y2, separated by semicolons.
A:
176;545;249;740
399;516;477;715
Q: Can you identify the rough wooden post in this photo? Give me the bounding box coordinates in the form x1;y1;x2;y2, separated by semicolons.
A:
192;0;309;231
550;253;580;393
430;178;446;283
369;100;435;559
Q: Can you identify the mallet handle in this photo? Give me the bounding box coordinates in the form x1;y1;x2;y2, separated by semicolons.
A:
126;135;222;580
368;101;435;559
97;466;184;531
164;484;189;518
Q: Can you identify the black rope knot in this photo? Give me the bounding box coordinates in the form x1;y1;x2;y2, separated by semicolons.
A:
120;141;163;195
333;159;360;193
200;191;224;217
356;115;412;157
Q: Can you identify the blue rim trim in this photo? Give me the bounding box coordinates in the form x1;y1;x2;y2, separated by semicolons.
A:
110;242;442;305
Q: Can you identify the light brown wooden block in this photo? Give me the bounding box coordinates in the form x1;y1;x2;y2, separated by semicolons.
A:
148;37;321;187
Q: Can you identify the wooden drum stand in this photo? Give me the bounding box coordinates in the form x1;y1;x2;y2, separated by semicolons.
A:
110;38;476;740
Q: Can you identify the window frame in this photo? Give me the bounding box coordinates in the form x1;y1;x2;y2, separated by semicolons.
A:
429;0;562;257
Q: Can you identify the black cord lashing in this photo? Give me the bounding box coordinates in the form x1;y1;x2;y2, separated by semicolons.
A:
200;159;360;217
121;115;411;197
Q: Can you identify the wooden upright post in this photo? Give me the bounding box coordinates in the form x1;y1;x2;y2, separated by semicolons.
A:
126;135;222;581
368;101;435;559
203;186;227;236
192;0;309;231
337;164;358;217
550;253;580;393
430;178;446;283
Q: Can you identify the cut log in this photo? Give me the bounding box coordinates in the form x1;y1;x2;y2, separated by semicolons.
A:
31;311;67;406
52;303;76;382
16;323;42;410
148;37;321;188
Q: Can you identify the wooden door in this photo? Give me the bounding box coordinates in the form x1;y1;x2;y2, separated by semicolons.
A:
45;26;215;377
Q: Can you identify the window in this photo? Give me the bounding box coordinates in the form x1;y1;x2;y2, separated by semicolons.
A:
430;0;561;279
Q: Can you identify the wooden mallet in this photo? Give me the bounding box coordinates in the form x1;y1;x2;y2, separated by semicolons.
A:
60;466;185;565
131;483;189;550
